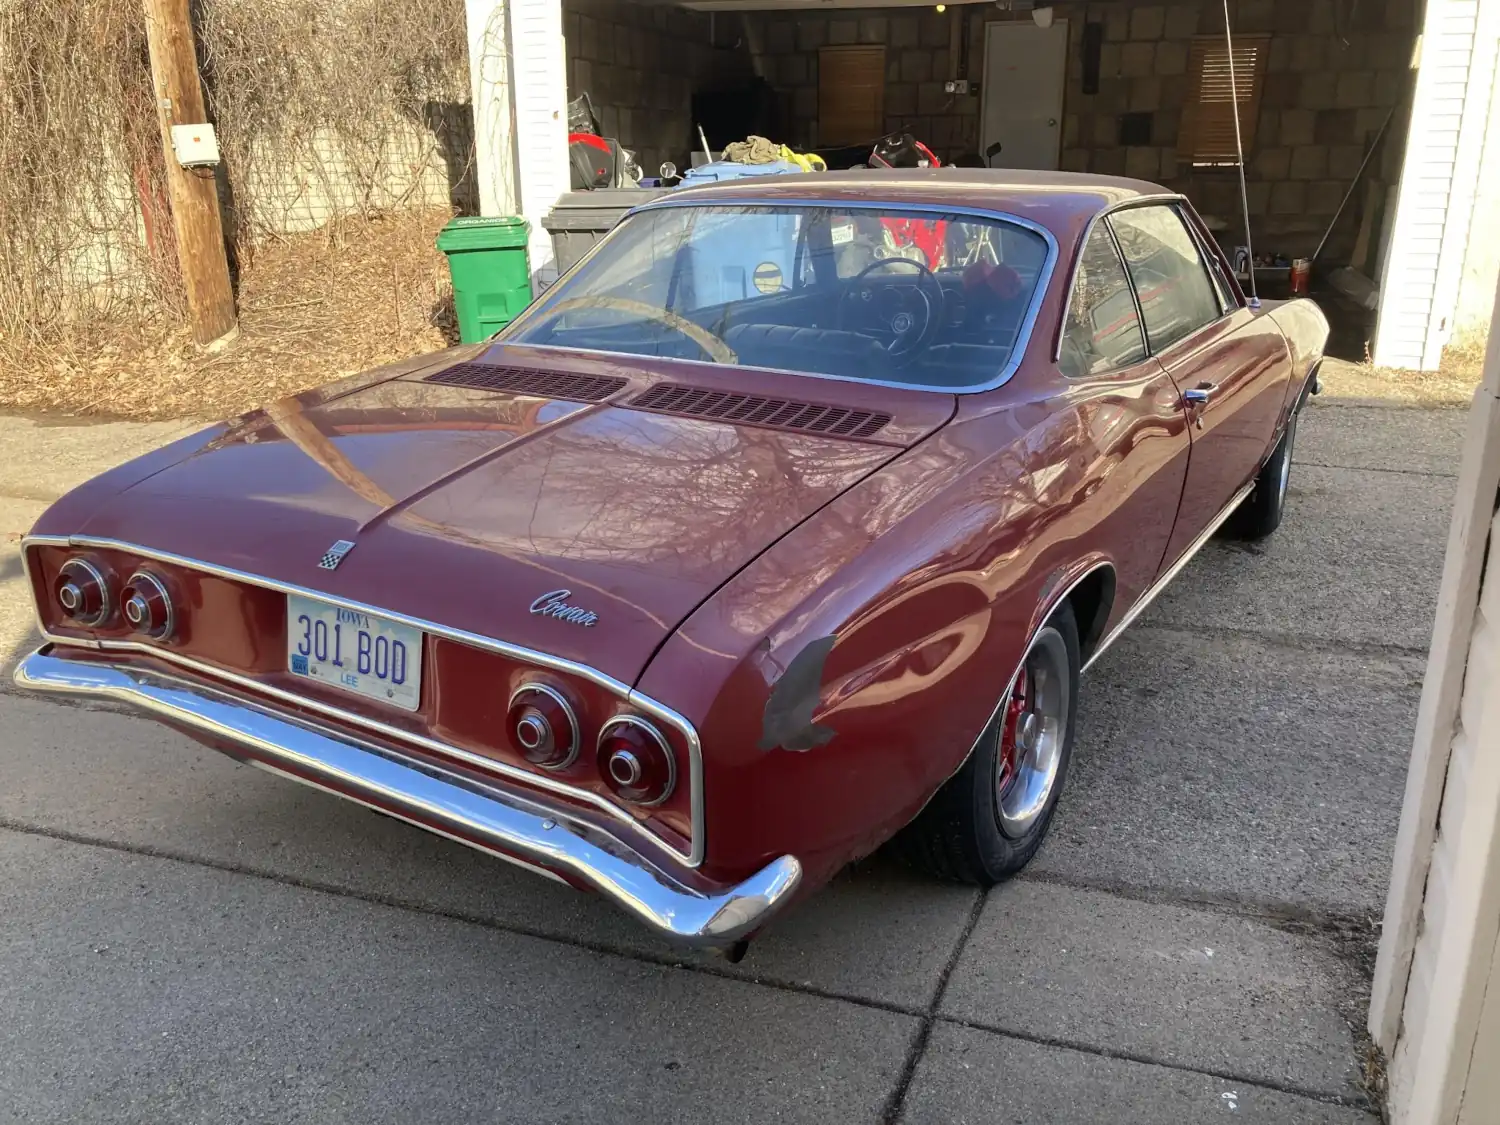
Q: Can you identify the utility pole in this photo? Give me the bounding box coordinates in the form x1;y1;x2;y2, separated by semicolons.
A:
142;0;237;346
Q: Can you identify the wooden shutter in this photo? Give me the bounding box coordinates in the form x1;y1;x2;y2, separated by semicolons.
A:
818;46;886;147
1178;35;1270;165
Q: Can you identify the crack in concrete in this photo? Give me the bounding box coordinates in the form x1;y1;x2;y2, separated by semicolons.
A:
0;817;1374;1120
1292;460;1458;479
1129;620;1429;661
1306;401;1466;413
1013;867;1380;936
939;1014;1377;1113
882;887;988;1124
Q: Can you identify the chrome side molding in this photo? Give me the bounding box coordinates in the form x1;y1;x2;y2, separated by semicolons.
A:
14;648;801;948
1081;480;1255;673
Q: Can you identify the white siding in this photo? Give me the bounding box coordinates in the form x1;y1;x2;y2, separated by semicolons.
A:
467;0;520;217
1455;71;1500;344
1373;0;1496;370
1457;924;1500;1123
507;0;570;288
1387;505;1500;1124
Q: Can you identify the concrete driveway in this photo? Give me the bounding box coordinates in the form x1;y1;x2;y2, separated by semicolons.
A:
0;399;1463;1124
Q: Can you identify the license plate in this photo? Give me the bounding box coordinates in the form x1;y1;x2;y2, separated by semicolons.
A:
286;594;423;711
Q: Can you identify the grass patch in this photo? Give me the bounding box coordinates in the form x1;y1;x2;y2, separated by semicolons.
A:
1318;341;1487;407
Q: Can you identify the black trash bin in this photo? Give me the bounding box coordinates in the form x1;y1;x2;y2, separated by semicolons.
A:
541;189;674;276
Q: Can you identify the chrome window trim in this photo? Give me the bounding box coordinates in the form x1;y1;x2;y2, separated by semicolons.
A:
21;533;706;868
1101;200;1239;357
1052;192;1201;364
1179;205;1240;316
1054;219;1150;379
498;199;1061;396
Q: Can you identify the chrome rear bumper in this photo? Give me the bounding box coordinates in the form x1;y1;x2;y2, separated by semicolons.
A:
14;647;801;948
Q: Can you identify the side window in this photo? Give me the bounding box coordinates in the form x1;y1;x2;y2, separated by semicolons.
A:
1107;205;1223;352
1182;208;1239;313
1058;225;1147;378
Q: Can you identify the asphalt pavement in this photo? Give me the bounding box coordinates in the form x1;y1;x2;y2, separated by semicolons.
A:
0;398;1465;1123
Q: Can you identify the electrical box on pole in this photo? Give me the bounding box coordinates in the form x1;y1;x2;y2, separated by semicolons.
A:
143;0;238;347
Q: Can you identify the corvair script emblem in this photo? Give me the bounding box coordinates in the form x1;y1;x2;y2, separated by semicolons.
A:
529;589;599;627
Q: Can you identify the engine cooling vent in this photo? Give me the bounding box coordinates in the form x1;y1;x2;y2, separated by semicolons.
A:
425;364;627;402
628;383;891;439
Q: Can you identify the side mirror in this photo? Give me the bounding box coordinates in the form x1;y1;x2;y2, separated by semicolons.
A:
984;142;1003;161
660;161;678;181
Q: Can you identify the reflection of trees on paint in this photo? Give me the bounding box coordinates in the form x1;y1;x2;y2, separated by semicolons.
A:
414;407;894;584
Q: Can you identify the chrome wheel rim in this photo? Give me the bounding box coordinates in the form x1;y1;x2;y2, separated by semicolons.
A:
996;628;1070;837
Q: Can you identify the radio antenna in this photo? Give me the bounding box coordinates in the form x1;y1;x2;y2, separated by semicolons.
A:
1222;0;1259;307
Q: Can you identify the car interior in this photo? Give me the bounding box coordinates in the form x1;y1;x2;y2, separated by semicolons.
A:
513;206;1051;389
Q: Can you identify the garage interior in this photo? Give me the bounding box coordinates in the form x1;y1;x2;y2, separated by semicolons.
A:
557;0;1419;353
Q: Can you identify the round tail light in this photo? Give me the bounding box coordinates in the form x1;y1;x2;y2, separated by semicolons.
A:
597;717;675;806
121;571;174;639
55;559;111;626
507;684;580;770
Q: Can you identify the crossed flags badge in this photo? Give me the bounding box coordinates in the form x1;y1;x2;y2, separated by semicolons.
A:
317;540;356;570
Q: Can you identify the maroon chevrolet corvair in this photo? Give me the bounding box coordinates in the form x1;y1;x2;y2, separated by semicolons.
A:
16;171;1327;954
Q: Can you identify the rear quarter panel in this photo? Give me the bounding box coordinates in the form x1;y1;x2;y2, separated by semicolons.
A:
638;355;1191;888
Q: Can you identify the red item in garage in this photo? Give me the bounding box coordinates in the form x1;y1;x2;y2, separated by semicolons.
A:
869;133;942;169
882;218;949;269
568;133;616;190
1290;258;1311;295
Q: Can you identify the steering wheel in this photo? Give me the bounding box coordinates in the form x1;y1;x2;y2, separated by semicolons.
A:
837;257;946;361
540;296;737;364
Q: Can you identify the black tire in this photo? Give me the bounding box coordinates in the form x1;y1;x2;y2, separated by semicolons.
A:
893;602;1081;885
1228;410;1297;540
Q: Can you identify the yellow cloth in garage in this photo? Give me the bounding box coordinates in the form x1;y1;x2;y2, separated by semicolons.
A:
721;135;828;173
778;145;828;173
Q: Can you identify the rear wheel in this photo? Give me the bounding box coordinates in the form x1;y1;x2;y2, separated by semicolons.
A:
895;602;1080;884
1228;411;1297;540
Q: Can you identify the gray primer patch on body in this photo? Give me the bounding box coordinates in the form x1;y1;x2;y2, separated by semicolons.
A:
758;635;837;752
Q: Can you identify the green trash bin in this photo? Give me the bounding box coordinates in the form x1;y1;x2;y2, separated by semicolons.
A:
435;216;532;344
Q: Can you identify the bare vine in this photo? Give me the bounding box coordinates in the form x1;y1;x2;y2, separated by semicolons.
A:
0;0;471;348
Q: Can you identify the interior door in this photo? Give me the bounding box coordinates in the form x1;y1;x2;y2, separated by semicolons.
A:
980;21;1068;169
818;46;886;147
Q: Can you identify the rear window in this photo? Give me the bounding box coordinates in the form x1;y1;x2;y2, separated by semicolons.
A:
502;204;1051;389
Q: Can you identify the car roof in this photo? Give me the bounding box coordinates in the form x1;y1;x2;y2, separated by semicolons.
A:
658;168;1172;227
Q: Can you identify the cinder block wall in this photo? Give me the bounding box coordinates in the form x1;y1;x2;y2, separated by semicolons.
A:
562;0;753;178
1083;0;1417;260
747;0;1419;260
750;8;980;158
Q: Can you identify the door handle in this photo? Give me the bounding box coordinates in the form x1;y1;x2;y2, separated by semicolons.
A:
1183;383;1218;429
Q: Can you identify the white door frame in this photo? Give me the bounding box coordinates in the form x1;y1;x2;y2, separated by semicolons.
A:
466;0;569;288
978;19;1068;170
